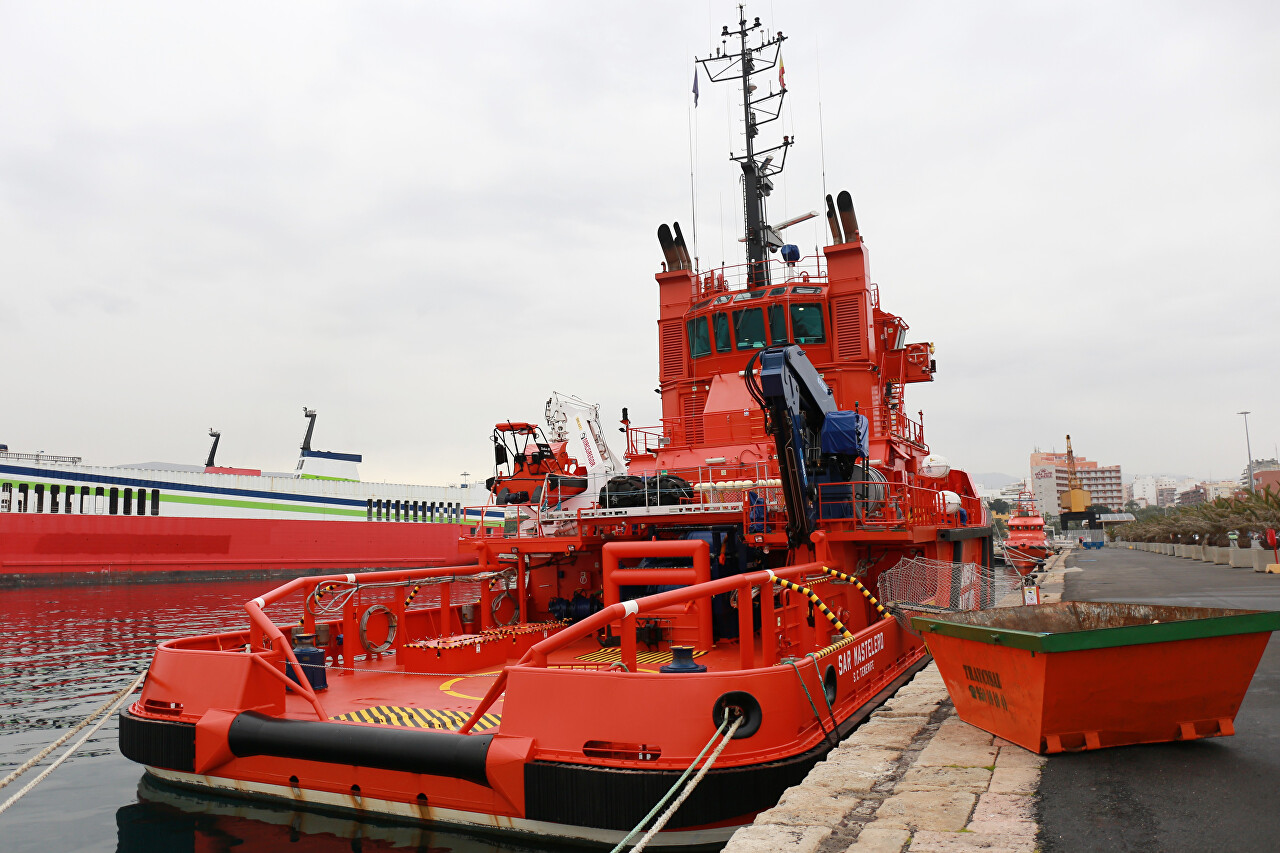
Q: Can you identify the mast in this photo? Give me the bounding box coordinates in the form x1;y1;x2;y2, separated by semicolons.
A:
697;5;790;289
205;429;221;468
301;408;317;452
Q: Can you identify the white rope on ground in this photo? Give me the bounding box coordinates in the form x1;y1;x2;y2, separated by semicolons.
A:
0;670;145;816
628;715;744;852
0;672;144;792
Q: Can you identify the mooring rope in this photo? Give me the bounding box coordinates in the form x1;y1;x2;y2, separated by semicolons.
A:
609;714;743;853
0;670;146;816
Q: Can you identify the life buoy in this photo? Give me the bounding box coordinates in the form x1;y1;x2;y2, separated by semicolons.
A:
491;590;520;626
359;604;398;654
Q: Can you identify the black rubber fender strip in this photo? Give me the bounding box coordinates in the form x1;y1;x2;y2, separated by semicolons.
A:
228;711;493;788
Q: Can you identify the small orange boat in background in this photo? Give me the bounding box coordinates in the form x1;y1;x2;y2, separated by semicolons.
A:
1003;491;1051;574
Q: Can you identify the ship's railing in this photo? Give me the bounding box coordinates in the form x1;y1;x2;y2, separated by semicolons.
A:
239;563;509;720
0;451;82;465
686;255;829;296
744;480;983;537
463;465;984;541
459;558;839;733
463;462;787;541
867;406;926;448
628;405;917;457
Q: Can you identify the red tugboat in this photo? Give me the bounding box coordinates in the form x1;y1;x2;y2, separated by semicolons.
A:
119;10;991;848
1002;491;1051;574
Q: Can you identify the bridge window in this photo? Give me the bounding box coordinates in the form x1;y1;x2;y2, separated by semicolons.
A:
95;487;105;514
109;488;119;515
1;483;10;512
50;484;60;513
733;307;766;350
768;303;789;345
412;501;419;521
34;484;44;513
687;317;711;359
151;489;160;515
123;488;133;515
712;313;732;353
18;484;28;512
367;499;374;520
65;487;73;513
791;303;826;344
395;500;401;521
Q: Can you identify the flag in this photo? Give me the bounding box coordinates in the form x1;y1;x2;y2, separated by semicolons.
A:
692;68;700;107
778;55;785;89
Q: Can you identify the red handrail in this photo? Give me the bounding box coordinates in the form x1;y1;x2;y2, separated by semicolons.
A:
457;561;825;734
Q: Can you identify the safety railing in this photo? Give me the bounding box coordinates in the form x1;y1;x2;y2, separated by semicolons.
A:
867;406;926;448
684;255;830;297
736;480;984;536
241;563;512;720
459;559;832;734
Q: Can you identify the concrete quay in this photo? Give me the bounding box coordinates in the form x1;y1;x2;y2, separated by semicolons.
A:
724;546;1280;851
722;552;1073;853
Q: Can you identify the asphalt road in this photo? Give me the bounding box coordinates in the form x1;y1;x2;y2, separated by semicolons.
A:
1038;547;1280;852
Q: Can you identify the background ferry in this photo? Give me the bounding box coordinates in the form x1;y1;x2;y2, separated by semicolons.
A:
0;409;486;583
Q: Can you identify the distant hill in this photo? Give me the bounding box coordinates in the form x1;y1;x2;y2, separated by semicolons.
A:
971;472;1021;489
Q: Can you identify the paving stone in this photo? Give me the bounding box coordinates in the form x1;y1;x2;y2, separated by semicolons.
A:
875;692;947;718
964;792;1037;837
872;791;976;832
843;717;928;750
932;718;994;747
843;823;912;852
897;765;992;793
805;750;901;794
906;830;1038;852
987;765;1040;795
721;822;833;853
757;786;856;826
992;741;1045;769
913;739;997;769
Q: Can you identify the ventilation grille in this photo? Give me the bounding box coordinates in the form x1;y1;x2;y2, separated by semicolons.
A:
834;298;865;360
660;322;685;380
682;393;706;445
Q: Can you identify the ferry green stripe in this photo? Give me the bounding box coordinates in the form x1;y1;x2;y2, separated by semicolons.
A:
160;493;367;516
300;474;359;482
2;476;502;524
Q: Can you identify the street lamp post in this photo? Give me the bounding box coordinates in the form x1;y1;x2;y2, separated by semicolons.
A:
1239;411;1255;491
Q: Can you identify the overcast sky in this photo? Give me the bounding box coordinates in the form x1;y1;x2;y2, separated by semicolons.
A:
2;1;1276;487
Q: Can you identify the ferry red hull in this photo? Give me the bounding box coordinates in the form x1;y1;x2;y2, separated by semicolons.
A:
0;515;470;583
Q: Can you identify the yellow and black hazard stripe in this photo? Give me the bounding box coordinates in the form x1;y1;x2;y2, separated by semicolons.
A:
404;583;423;607
820;566;892;621
330;705;500;732
576;648;708;665
297;583;341;626
773;576;854;640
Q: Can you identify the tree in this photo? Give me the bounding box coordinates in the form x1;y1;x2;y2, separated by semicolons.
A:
988;499;1011;515
1124;499;1141;513
1087;504;1113;515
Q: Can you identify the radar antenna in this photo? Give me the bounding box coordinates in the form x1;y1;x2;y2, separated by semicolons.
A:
697;5;790;288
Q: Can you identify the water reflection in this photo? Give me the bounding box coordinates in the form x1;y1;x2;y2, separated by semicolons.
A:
119;775;536;852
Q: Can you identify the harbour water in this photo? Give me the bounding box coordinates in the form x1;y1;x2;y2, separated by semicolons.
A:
0;578;570;853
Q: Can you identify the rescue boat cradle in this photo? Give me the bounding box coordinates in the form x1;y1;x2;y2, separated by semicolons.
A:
119;7;999;846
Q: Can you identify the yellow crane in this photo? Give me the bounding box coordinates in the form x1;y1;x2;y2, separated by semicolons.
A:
1058;434;1093;513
